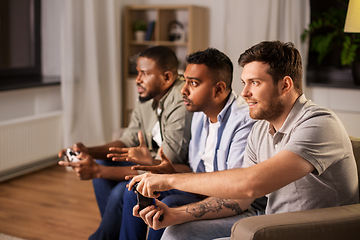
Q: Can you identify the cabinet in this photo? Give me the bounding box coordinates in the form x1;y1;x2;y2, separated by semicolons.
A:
122;5;209;126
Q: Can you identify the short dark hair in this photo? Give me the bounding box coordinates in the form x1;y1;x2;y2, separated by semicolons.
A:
139;46;178;75
238;41;303;94
186;48;233;90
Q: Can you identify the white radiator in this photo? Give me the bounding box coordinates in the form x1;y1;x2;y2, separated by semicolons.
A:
0;111;63;182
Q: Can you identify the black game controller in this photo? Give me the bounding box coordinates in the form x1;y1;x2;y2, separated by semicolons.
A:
65;148;80;162
132;182;163;221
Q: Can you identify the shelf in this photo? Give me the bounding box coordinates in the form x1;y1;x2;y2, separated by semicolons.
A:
0;76;60;92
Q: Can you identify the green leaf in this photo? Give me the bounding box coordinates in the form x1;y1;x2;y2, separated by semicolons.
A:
341;36;358;66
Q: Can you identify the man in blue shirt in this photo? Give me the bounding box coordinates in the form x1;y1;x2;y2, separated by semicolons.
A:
119;48;259;240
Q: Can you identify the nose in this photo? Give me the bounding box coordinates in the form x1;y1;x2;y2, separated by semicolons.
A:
241;84;251;98
135;72;142;84
181;82;189;96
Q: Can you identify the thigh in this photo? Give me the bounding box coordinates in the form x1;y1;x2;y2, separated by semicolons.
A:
92;160;134;216
160;210;264;240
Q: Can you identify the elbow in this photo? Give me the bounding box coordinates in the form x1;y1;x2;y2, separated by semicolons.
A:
240;174;265;199
242;186;258;199
243;187;264;199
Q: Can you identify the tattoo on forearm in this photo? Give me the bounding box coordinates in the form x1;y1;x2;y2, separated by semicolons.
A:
186;198;243;218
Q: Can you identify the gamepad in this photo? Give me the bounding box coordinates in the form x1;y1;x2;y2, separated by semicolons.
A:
132;182;163;221
65;148;80;162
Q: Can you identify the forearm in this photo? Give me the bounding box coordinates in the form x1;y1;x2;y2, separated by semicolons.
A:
167;150;314;199
98;165;138;181
172;197;252;225
88;140;127;159
167;169;254;199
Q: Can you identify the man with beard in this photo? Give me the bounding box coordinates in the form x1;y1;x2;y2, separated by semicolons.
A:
58;46;193;240
118;48;260;240
128;41;359;240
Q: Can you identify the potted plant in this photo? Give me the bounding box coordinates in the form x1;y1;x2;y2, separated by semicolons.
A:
301;3;360;84
133;21;147;41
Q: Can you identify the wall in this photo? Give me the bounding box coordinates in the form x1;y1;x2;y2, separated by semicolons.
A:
306;87;360;137
1;0;359;138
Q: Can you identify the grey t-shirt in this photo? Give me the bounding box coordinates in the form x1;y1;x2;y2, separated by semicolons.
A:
244;94;359;215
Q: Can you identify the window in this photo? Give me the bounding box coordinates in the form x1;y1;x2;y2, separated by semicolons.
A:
305;0;360;89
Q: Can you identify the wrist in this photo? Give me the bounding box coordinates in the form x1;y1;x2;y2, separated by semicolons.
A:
95;164;103;179
86;147;96;157
167;174;177;190
171;206;197;225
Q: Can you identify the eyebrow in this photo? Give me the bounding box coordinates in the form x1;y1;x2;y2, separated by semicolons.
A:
184;75;201;81
241;77;262;82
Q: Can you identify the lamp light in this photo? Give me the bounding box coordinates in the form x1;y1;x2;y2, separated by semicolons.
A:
344;0;360;33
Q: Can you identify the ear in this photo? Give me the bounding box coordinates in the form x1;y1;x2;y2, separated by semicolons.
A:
279;76;293;95
214;81;226;97
163;71;173;84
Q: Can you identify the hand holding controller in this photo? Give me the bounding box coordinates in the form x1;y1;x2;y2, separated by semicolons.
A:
65;148;81;162
132;182;164;221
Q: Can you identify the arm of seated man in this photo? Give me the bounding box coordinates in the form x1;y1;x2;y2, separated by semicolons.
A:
133;197;256;231
128;150;315;199
58;151;138;181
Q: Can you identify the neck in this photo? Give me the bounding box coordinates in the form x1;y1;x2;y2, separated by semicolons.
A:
154;79;176;103
270;93;300;131
206;92;231;123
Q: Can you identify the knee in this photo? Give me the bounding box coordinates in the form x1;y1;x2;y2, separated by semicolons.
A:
123;188;138;205
107;182;128;203
161;196;182;207
161;225;187;240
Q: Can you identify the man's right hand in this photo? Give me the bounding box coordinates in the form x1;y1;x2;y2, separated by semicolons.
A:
58;152;100;180
131;148;177;174
58;142;88;158
127;172;173;198
108;131;154;166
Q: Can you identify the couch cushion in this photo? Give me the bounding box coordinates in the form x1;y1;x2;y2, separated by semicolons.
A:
231;204;360;240
350;136;360;185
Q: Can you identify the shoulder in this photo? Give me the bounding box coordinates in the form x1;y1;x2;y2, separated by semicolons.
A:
294;100;341;132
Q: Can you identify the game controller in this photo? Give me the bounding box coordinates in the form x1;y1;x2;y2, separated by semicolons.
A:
65;148;81;162
132;182;163;221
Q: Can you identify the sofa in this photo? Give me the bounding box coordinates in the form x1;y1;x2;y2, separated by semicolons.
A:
231;136;360;240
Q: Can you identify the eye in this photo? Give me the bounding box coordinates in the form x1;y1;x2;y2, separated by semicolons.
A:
252;81;259;86
190;81;198;87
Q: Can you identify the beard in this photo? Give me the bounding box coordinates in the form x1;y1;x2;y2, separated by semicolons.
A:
182;96;201;113
137;84;157;103
249;90;285;121
138;95;153;103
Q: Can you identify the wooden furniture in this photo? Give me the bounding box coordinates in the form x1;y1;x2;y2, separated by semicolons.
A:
122;5;209;126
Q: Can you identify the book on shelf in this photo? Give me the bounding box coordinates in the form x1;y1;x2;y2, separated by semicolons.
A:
145;21;155;41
